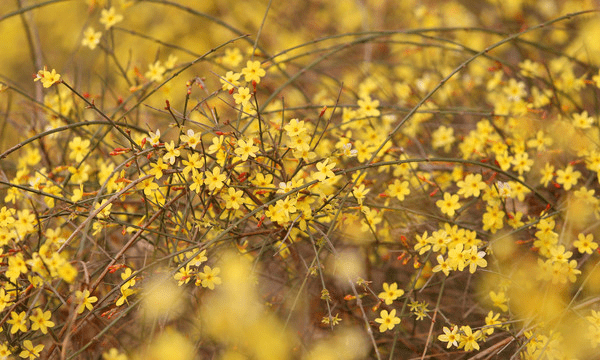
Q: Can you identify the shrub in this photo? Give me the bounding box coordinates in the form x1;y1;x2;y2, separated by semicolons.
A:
1;1;600;359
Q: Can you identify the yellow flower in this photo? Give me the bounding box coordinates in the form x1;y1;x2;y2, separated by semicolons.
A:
511;152;533;175
378;282;404;305
82;27;102;50
233;87;251;106
189;172;205;193
457;173;486;198
120;267;137;289
68;136;90;163
321;313;342;326
313;159;336;182
222;187;246;210
116;288;135;306
572;110;594;129
58;262;78;283
448;243;467;272
220;71;241;91
241;60;266;84
489;290;508;312
165;54;178;69
484;311;501;335
502;78;526;101
0;206;16;228
374;309;401;332
357;96;380;118
539;163;554;187
174;264;194;286
94;199;112;220
149;158;169;179
387;179;410;201
352;184;370;204
433;255;451;276
284;118;307;137
482;206;504;234
145;60;166;82
180;129;201;149
234;138;259;161
75;289;98;314
19;340;44;360
465;246;487;274
186;249;208;266
71;184;84;202
34;67;61;88
102;348;128;360
7;311;27;334
147;129;161;147
288;133;311;152
100;7;124;30
438;326;461;348
574;233;598;254
555;165;581;191
436;193;461;217
432;126;456;152
221;47;242;67
196;266;222;290
0;343;11;358
29;308;55;334
162;141;180;165
182;153;204;178
204;167;226;191
414;231;433;255
458;325;481;351
207;135;224;154
0;288;13;312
